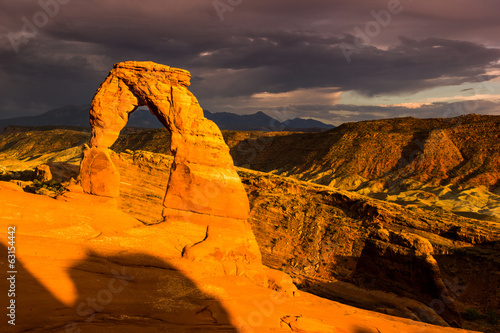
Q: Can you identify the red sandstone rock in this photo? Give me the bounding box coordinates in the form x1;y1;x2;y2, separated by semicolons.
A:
79;61;265;281
0;180;24;192
34;164;52;182
80;147;120;198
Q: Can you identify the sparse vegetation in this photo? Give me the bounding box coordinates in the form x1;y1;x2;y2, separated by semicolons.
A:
29;179;65;196
462;307;483;321
145;193;163;200
487;310;499;325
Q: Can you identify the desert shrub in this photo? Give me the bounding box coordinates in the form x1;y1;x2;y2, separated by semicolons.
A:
26;179;65;196
41;180;65;195
462;307;483;321
145;193;163;199
487;310;499;325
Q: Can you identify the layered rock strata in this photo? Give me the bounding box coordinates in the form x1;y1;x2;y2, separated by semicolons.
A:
354;228;462;327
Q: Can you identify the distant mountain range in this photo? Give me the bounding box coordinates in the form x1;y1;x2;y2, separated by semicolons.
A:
0;105;91;129
0;105;334;132
203;110;334;131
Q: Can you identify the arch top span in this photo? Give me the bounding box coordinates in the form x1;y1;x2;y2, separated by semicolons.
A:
88;61;194;149
112;61;192;87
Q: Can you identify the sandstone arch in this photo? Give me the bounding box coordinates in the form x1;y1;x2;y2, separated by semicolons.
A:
80;61;262;267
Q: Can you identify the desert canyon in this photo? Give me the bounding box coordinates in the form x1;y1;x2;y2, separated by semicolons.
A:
1;61;499;333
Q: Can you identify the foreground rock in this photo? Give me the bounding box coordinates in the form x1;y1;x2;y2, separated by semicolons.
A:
0;184;478;332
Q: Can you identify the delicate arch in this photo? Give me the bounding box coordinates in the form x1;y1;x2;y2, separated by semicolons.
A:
80;61;248;221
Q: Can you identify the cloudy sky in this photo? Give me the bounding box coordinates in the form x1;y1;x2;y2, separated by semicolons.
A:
1;0;500;125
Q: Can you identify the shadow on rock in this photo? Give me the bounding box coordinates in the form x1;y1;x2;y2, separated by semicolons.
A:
1;242;238;332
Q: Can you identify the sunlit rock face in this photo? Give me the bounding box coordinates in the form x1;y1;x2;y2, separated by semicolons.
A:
80;61;262;268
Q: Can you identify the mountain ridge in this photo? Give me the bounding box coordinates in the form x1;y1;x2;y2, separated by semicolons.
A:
0;105;335;132
232;114;500;190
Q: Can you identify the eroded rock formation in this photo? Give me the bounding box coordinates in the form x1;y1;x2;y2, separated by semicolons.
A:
79;61;262;270
354;228;462;327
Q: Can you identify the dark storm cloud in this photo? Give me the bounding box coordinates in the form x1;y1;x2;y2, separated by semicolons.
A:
0;0;500;118
188;33;500;98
